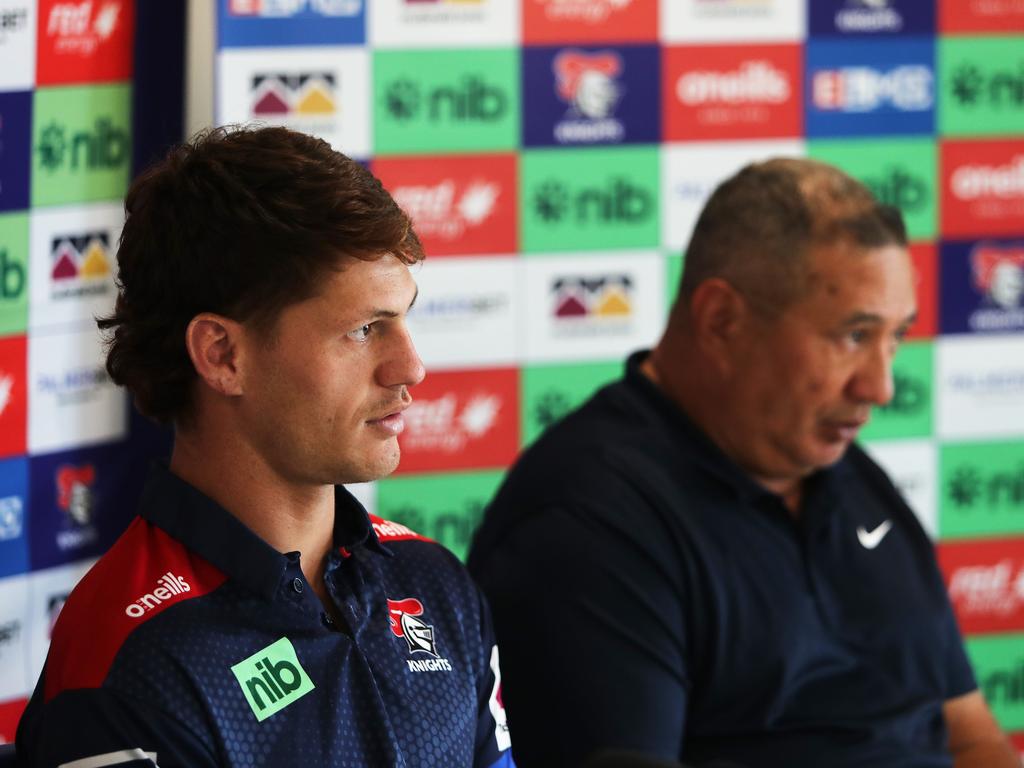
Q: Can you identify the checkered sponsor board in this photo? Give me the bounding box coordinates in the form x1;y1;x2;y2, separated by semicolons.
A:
2;0;1024;752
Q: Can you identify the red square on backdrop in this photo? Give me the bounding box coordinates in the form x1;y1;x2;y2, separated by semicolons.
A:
939;0;1024;32
0;335;27;460
662;44;803;142
938;536;1024;635
522;0;658;44
906;242;937;340
941;140;1024;239
372;154;518;258
395;367;520;475
0;697;27;744
36;0;135;86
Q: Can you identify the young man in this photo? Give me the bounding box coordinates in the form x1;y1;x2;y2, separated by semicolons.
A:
17;126;513;768
468;159;1016;768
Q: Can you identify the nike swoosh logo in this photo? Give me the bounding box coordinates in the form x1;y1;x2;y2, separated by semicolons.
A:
857;520;893;550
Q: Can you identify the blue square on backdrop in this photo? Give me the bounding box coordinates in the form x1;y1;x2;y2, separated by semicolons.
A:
521;44;661;148
809;0;935;38
0;92;31;213
805;39;935;137
0;456;29;578
940;239;1024;335
218;0;365;47
29;443;143;571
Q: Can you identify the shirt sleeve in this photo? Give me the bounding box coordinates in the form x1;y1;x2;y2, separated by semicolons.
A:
469;504;690;768
473;591;516;768
16;673;219;768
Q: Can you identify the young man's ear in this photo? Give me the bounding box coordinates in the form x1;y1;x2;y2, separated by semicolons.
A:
184;313;246;397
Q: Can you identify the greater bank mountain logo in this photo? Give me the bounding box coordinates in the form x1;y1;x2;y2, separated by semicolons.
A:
231;637;315;722
251;73;335;118
35;117;128;174
49;232;111;299
551;274;633;326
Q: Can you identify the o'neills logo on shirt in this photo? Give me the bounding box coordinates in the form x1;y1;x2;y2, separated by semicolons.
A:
124;571;190;618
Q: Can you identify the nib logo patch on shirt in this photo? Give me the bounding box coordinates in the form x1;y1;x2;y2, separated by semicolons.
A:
387;597;453;672
231;637;315;722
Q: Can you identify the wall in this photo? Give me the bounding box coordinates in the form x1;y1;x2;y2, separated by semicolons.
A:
2;0;1024;754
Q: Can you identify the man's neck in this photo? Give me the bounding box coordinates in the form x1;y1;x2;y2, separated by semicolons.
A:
169;430;336;592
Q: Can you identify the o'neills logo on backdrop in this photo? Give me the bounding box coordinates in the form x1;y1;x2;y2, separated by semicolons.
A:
942;142;1024;236
125;571;191;618
664;45;801;140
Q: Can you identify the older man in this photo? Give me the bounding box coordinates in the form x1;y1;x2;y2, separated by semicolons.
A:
469;159;1016;768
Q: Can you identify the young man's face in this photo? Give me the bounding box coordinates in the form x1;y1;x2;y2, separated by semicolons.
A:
238;255;424;486
722;240;917;488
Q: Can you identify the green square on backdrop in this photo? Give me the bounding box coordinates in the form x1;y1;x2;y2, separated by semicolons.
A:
966;633;1024;731
809;138;937;241
520;146;660;253
939;36;1024;137
32;84;132;207
376;470;505;562
521;360;624;447
940;439;1024;539
0;212;28;336
373;48;520;154
860;341;933;442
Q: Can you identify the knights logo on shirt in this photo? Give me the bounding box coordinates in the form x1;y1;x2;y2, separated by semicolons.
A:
387;597;438;657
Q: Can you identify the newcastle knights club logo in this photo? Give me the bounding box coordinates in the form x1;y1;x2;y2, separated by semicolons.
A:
387;597;438;657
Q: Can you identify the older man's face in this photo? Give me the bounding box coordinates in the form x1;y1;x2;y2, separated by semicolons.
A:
724;241;917;487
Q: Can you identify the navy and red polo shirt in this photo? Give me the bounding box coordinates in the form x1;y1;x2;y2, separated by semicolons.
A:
468;351;975;768
17;465;514;768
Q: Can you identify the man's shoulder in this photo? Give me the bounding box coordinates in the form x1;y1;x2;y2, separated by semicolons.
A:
43;516;227;704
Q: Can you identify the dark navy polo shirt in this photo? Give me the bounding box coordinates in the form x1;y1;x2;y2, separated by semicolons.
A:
18;465;514;768
468;351;975;768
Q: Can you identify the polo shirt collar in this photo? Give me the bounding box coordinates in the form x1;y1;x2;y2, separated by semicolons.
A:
138;463;389;600
622;350;842;507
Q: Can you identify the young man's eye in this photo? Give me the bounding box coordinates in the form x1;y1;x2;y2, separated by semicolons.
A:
347;324;373;342
848;328;868;344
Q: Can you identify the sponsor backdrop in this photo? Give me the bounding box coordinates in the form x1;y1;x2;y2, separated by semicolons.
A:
3;0;1024;753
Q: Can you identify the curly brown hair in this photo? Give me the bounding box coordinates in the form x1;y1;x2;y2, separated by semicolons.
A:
99;125;423;426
